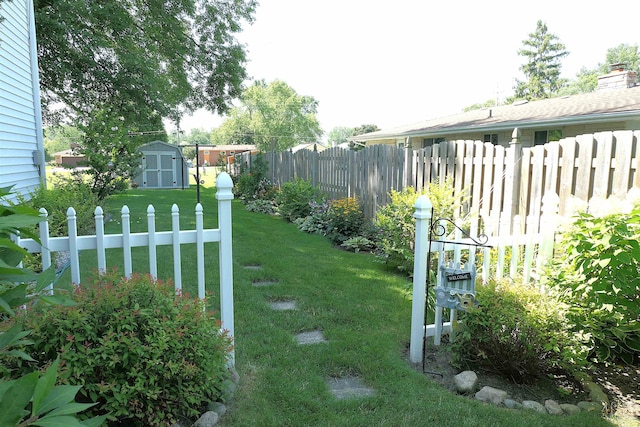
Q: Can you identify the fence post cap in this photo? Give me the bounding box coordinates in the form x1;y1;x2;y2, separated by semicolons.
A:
216;172;234;201
414;194;432;219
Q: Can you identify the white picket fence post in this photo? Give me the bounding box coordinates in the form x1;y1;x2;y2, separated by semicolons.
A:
409;194;432;363
216;172;235;365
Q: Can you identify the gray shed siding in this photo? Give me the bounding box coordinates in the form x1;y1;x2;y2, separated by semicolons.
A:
134;141;190;189
0;0;46;203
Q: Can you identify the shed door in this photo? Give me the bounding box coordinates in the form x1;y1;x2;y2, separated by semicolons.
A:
142;152;177;188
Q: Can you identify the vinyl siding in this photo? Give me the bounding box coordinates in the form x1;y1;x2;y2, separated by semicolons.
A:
0;0;45;203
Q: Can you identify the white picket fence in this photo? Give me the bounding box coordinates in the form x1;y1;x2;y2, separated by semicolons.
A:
16;172;237;365
409;191;560;363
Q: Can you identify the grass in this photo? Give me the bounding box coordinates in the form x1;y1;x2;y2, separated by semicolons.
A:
53;182;617;427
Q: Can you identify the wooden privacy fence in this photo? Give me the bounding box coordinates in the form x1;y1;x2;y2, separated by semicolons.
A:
237;129;640;234
16;172;237;364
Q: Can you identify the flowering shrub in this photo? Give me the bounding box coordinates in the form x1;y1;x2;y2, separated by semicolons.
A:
325;197;365;244
15;271;233;426
294;199;330;235
275;179;324;222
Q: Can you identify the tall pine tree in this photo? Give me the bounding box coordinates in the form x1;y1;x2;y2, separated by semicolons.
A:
513;20;569;100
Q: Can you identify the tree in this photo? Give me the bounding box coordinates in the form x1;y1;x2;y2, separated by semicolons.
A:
77;106;166;200
513;20;569;101
352;124;380;136
601;43;640;74
186;128;212;146
33;0;257;124
559;43;639;96
214;80;323;152
43;125;82;160
328;127;354;147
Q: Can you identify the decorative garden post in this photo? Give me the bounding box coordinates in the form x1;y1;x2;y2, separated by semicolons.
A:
410;194;432;363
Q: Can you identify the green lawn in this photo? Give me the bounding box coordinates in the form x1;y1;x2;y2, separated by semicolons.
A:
56;183;617;427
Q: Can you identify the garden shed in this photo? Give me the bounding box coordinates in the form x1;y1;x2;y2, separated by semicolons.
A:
133;141;190;189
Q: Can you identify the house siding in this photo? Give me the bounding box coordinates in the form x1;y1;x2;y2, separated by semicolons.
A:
0;0;45;203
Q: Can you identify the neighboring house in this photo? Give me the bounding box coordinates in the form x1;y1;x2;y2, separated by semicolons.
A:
133;140;189;189
0;0;46;202
197;144;257;166
353;68;640;149
53;149;85;168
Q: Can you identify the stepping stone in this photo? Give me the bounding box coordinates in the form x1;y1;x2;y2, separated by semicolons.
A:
252;279;279;287
269;300;297;311
295;330;327;345
244;265;262;270
327;377;376;400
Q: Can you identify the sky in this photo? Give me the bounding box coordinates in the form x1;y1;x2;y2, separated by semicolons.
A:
171;0;640;140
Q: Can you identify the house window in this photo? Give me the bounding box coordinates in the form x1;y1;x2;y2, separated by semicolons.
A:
422;137;445;148
483;134;498;144
203;150;210;154
534;130;562;146
220;151;226;156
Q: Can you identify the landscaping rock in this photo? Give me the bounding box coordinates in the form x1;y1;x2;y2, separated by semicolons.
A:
504;399;523;409
454;371;478;394
475;386;508;405
207;402;227;417
577;401;602;412
560;403;581;414
522;400;546;414
544;399;563;415
193;411;219;427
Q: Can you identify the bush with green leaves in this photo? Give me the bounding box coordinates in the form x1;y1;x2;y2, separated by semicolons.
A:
294;199;330;235
325;197;365;245
375;178;465;274
233;153;275;203
543;203;640;364
15;271;233;426
17;175;100;237
275;179;324;222
340;236;375;253
1;186;105;427
450;279;585;383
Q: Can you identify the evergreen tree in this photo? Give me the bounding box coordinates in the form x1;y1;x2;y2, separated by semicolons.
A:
513;20;569;100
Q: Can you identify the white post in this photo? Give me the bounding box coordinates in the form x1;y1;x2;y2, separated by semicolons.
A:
216;172;235;365
171;204;182;292
38;208;52;294
95;206;106;274
67;207;80;285
195;203;205;300
121;206;132;278
147;205;157;278
409;194;432;363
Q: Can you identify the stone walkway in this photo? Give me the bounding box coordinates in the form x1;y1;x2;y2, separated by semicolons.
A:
244;264;376;400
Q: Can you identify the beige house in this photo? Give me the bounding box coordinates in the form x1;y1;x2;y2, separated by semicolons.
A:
353;68;640;149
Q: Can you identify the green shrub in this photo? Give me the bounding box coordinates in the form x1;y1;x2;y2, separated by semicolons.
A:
340;236;375;253
233;153;275;203
18;175;100;237
450;279;583;383
294;200;330;235
543;203;640;364
16;271;233;426
275;179;324;222
325;197;365;245
245;198;277;215
1;187;105;427
375;179;464;274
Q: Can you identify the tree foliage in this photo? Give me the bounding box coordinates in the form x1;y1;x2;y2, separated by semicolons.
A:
328;126;354;147
513;20;569;100
212;80;323;152
34;0;257;123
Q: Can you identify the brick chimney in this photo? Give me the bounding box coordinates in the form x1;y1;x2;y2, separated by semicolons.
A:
597;63;638;91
